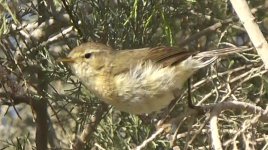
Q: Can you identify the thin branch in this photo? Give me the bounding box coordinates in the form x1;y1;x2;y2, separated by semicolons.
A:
205;101;268;122
135;127;165;150
210;108;223;150
72;103;108;150
230;0;268;69
60;0;85;41
32;97;48;150
178;17;238;47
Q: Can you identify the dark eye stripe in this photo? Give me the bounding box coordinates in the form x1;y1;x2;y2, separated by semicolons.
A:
84;53;92;59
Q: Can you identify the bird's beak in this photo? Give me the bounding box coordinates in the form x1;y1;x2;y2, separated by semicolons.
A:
57;57;75;63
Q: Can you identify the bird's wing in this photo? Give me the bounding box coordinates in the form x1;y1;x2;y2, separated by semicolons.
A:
110;46;195;75
145;46;197;67
109;48;149;75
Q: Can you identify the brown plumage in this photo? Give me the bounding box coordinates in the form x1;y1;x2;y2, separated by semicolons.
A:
59;42;250;114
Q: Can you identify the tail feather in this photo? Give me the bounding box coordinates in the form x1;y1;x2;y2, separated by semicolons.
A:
184;46;253;69
194;46;252;57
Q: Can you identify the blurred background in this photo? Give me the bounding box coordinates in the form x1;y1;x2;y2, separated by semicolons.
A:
0;0;268;149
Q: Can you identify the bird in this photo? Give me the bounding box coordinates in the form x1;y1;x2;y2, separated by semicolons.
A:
59;42;248;114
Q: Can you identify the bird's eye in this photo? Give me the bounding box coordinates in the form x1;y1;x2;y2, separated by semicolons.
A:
84;53;92;59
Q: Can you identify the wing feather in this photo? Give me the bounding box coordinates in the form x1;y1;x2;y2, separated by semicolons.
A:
110;46;194;75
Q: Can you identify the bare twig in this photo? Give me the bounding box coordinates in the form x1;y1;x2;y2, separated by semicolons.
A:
178;18;237;47
205;101;268;122
72;103;108;150
135;127;165;150
210;107;223;150
230;0;268;69
32;97;48;150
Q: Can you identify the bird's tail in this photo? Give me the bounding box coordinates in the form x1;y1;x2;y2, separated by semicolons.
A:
182;46;253;69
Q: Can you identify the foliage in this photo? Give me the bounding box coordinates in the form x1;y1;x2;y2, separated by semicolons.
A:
0;0;267;149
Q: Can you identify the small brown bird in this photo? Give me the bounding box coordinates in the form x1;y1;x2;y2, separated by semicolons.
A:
59;42;247;114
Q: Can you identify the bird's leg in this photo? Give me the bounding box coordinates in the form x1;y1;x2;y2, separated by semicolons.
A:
187;79;205;115
187;79;195;109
